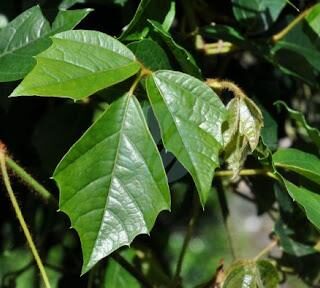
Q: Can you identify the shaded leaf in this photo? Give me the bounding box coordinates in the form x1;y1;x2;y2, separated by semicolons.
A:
271;20;320;84
10;30;141;100
146;70;226;205
103;250;140;288
0;5;91;82
222;259;280;288
275;219;317;257
149;20;202;78
232;0;286;33
260;105;278;150
201;24;247;46
274;100;320;149
281;177;320;229
127;39;171;70
223;95;264;177
53;93;170;273
119;0;173;41
273;148;320;184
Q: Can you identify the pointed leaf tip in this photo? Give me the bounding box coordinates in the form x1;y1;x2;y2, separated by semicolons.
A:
53;94;170;273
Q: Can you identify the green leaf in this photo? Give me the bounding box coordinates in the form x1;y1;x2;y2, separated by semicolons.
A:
260;105;278;150
232;0;286;33
59;0;86;9
274;100;320;149
222;260;280;288
146;70;227;205
103;250;140;288
149;20;202;78
119;0;173;41
275;219;317;257
306;3;320;36
281;178;320;229
53;93;170;273
0;5;91;82
223;96;264;177
127;39;171;70
271;20;320;84
10;30;141;100
273;148;320;184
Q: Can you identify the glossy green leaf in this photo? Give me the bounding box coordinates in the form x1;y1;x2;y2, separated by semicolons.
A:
149;20;202;78
232;0;286;33
146;70;227;205
223;96;264;177
53;93;170;273
222;260;280;288
273;148;320;184
306;3;320;36
275;219;317;257
119;0;173;41
127;39;171;70
281;178;320;229
0;5;91;82
10;30;141;100
275;101;320;149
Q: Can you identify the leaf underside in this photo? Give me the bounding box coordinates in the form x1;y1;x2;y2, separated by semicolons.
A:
146;70;227;205
11;30;141;100
54;93;170;273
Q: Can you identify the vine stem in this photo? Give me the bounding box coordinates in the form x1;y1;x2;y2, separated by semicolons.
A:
172;192;200;287
253;239;278;261
5;156;57;205
215;168;278;181
0;144;51;288
128;66;151;96
272;5;314;42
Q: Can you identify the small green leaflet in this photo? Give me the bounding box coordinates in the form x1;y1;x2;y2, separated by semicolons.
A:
0;5;91;82
273;148;320;184
281;177;320;230
146;70;227;205
222;260;280;288
10;30;141;100
54;93;170;274
223;95;264;177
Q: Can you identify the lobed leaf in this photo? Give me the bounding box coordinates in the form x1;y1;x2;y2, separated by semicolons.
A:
146;70;227;205
10;30;141;100
54;93;170;273
0;5;91;82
